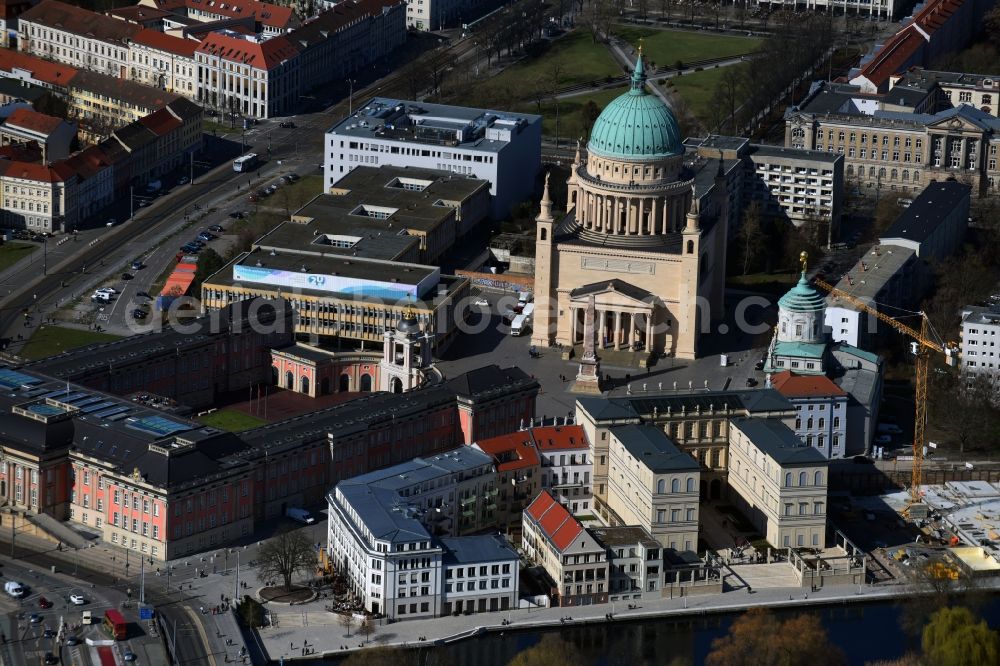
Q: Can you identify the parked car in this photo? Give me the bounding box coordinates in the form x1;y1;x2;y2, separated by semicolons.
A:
279;121;296;128
29;613;42;624
69;594;86;605
97;287;118;295
106;218;116;227
38;596;52;609
878;423;903;435
287;173;300;182
285;507;316;524
43;627;57;638
211;223;227;230
198;232;216;241
65;636;81;646
177;175;190;185
131;261;143;271
136;291;151;299
473;298;489;307
5;581;26;598
44;653;59;665
123;649;137;662
121;273;134;281
132;309;148;319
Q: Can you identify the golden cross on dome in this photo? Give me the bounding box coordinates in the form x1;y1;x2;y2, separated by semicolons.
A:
638;39;644;55
800;250;809;273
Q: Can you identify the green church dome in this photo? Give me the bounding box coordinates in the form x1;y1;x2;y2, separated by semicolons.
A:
778;272;826;313
587;53;684;161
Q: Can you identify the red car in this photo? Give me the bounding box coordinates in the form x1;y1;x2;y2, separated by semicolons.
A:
38;596;52;609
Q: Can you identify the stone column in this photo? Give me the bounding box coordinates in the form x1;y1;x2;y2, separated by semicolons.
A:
570;307;578;343
599;310;607;348
662;200;669;234
614;311;622;350
625;313;633;348
646;312;654;352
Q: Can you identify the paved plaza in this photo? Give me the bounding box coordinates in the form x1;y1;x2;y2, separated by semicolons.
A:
436;287;777;420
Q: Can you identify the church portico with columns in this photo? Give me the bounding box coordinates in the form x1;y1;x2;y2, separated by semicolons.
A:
533;50;732;363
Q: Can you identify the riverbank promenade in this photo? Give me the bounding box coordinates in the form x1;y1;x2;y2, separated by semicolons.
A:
259;577;931;662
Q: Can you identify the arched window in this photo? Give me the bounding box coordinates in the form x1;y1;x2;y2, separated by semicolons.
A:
799;471;808;486
902;170;909;181
686;240;694;254
300;375;310;394
847;164;854;176
657;479;666;494
671;478;680;493
814;471;823;486
686;477;695;493
359;373;372;392
285;371;293;389
807;417;813;429
784;472;792;487
795;417;801;429
913;170;921;183
338;373;350;392
891;168;898;180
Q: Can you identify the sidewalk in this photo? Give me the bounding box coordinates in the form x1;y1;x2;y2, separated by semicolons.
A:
257;578;923;662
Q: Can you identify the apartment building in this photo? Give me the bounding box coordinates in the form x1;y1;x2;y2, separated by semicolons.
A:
0;160;77;233
195;30;299;119
522;491;609;607
440;535;519;615
325;97;542;219
68;70;183;140
752;0;897;20
472;431;540;539
959;305;1000;382
62;144;115;220
728;418;829;550
18;0;140;78
129;29;198;97
0;107;76;161
0;0;32;49
325;446;498;618
534;425;592;516
402;0;487;31
591;525;665;601
606;424;700;552
139;0;300;38
770;371;849;460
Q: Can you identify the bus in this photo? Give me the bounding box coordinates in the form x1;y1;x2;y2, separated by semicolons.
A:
233;153;258;173
103;609;127;640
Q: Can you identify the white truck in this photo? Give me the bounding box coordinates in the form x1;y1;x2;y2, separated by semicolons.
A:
510;313;528;336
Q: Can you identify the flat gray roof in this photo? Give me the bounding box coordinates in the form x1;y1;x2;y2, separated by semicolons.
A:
610;424;698;473
825;245;915;308
731;417;827;466
441;534;518;565
749;144;842;163
257;219;420;262
327;97;541;154
332;164;491;200
590;525;659;550
881;181;970;244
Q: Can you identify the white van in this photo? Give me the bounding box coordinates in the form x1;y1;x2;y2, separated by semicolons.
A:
285;507;316;524
510;313;527;336
5;581;25;597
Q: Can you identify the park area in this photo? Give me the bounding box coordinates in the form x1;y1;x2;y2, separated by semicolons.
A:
198;409;268;432
0;242;37;273
611;25;762;68
19;325;120;360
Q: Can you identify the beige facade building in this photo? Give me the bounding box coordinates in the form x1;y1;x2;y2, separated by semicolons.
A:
533;53;729;361
728;417;829;550
129;29;198;98
522;490;609;607
606;424;700;552
785;80;1000;196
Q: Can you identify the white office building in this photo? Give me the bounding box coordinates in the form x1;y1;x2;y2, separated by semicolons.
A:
326;447;503;619
325;97;542;219
960;305;1000;382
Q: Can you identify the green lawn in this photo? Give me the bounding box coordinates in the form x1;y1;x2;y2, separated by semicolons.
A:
19;326;121;360
198;409;268;432
612;25;762;69
669;65;747;125
515;86;627;141
0;242;37;272
486;30;624;98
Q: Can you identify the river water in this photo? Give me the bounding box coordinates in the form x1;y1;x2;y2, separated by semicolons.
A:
301;595;1000;665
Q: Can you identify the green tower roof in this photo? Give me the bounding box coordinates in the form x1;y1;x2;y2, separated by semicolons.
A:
778;272;826;313
586;52;683;161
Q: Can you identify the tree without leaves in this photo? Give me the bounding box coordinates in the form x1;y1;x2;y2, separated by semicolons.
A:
359;616;376;643
922;606;1000;666
705;607;845;666
737;202;767;275
255;530;317;591
339;612;356;638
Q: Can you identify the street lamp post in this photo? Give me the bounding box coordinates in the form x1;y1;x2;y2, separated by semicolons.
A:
348;79;357;116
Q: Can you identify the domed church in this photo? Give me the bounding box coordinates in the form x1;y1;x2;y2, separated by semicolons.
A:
532;50;731;361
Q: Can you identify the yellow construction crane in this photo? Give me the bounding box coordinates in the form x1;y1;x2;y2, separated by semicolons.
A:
806;251;957;509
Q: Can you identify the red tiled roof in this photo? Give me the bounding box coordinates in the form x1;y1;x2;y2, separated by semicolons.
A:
856;0;968;88
138;107;183;136
0;49;79;87
4;107;63;136
474;432;540;473
525;490;582;552
20;0;142;44
0;160;72;182
196;32;298;70
770;371;846;398
531;425;587;451
132;29;199;57
62;145;110;180
181;0;295;29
